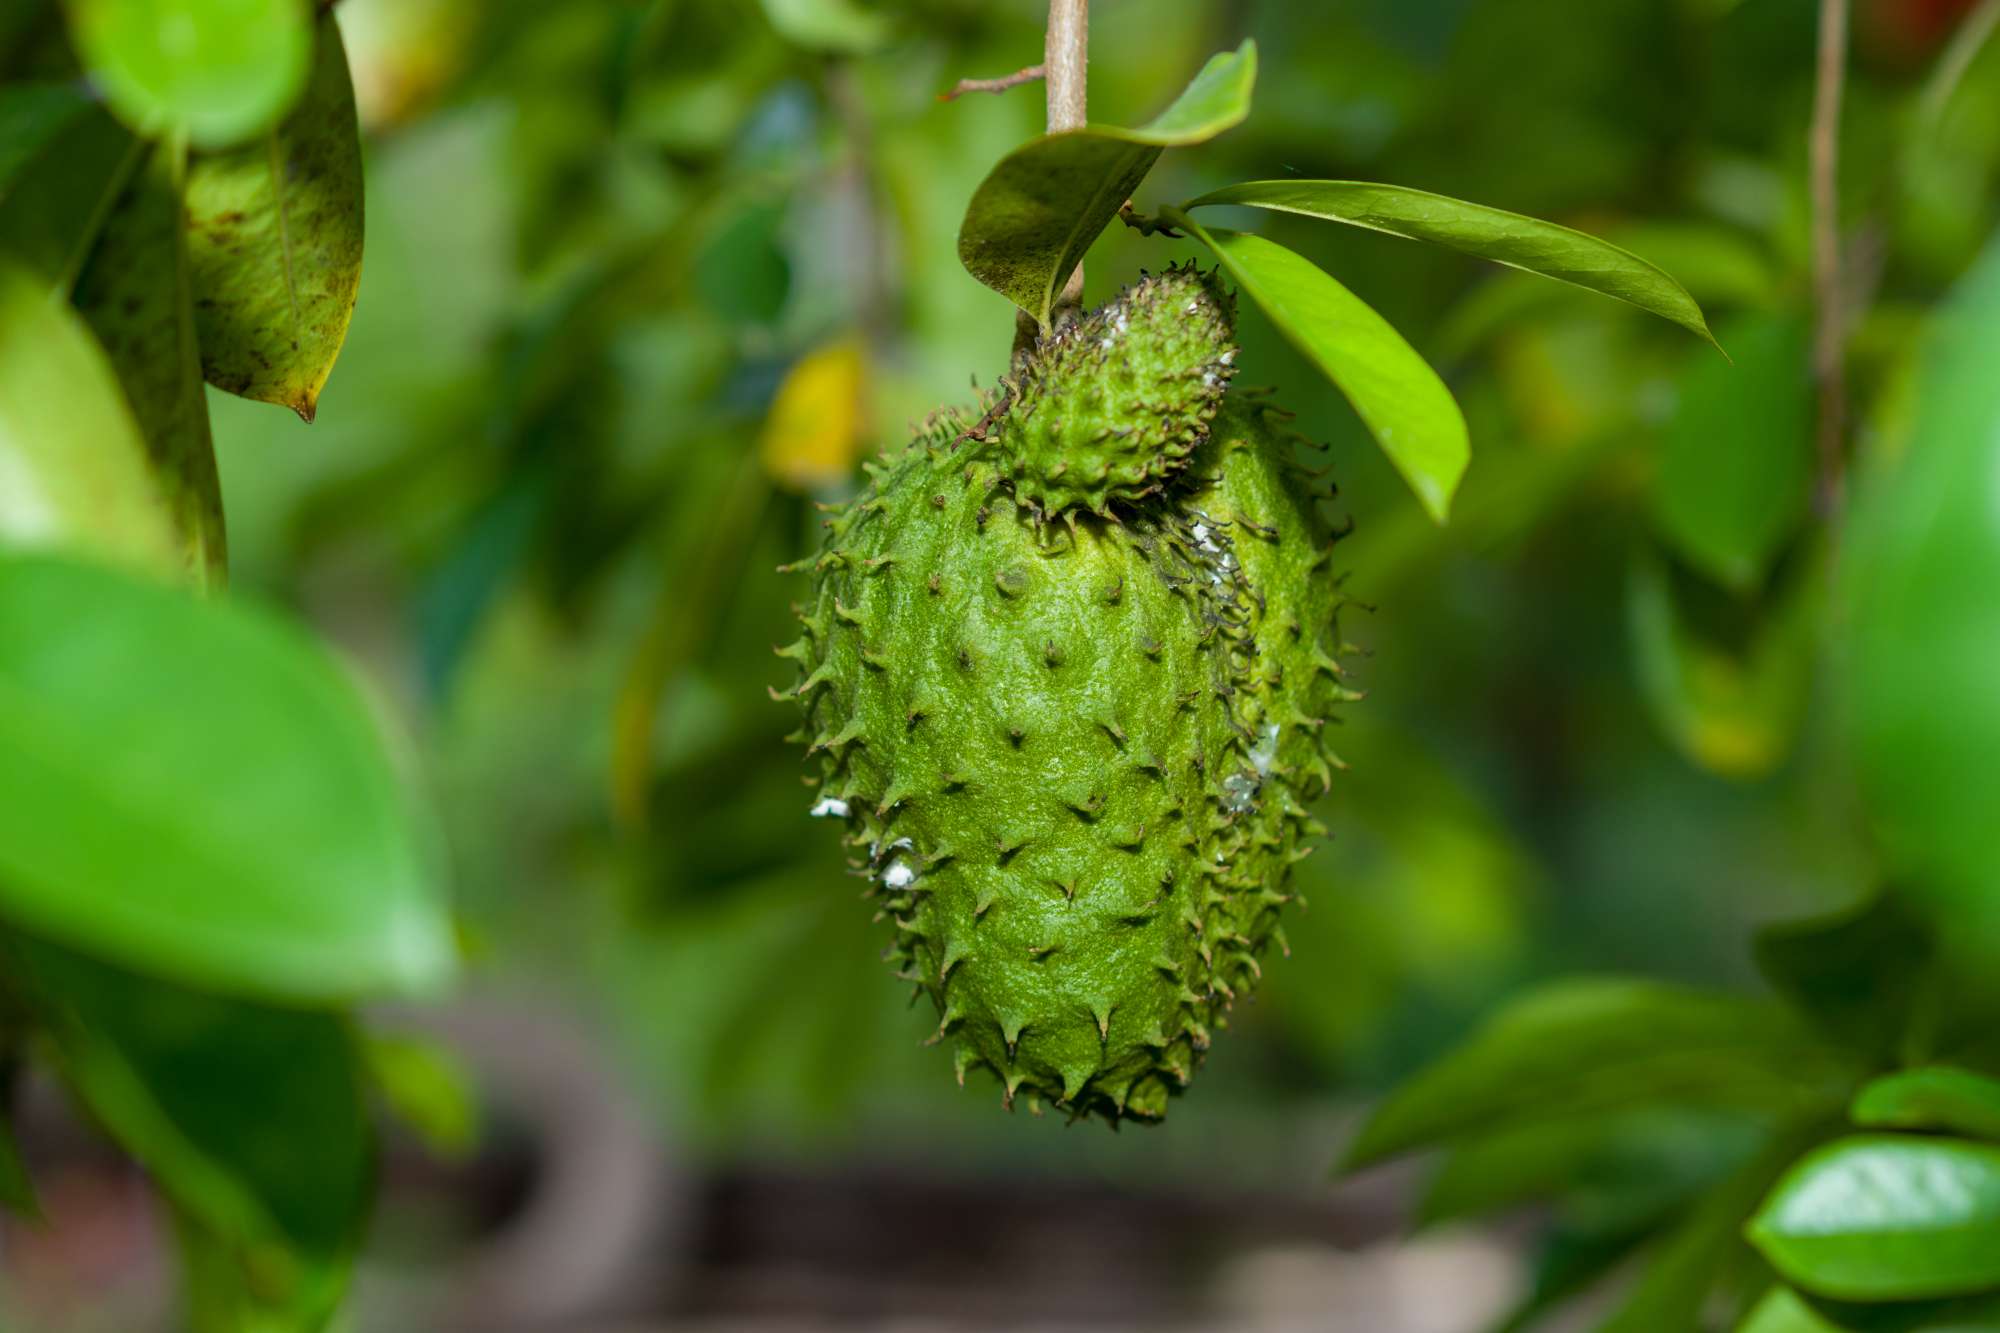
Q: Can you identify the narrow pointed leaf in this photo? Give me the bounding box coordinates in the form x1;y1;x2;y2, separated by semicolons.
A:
1184;179;1716;345
958;40;1255;323
0;261;180;571
61;0;313;148
1749;1136;2000;1301
184;15;363;421
1342;979;1846;1171
1852;1069;2000;1142
74;139;228;587
0;552;455;1003
1172;214;1468;522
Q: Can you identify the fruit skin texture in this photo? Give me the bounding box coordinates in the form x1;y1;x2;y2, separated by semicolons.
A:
997;264;1237;520
776;270;1349;1122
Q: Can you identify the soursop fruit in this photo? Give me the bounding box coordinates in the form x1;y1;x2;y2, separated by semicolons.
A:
775;264;1353;1122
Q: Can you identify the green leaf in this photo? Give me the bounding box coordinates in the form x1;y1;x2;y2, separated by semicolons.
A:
1754;895;1934;1061
1170;214;1469;522
73;138;227;587
1419;1107;1764;1231
957;40;1255;324
1183;180;1717;346
0;552;455;1002
1761;1287;2000;1333
1626;544;1820;781
0;261;181;572
14;939;365;1324
61;0;314;148
184;14;362;421
0;94;139;293
363;1032;480;1159
1853;1069;2000;1142
1653;316;1814;591
1602;1127;1823;1333
0;82;93;192
758;0;889;53
1750;1136;2000;1301
1740;1287;1842;1333
1846;234;2000;950
1342;979;1849;1171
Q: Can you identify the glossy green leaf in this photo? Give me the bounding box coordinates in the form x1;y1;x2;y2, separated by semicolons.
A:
1654;316;1814;591
184;15;363;421
1750;1136;2000;1300
1853;1069;2000;1142
62;0;314;149
1172;214;1468;522
73;138;227;587
1754;895;1934;1061
15;939;365;1322
957;41;1255;324
1184;179;1717;346
1847;234;2000;949
0;88;139;293
0;261;180;571
758;0;889;53
1627;545;1820;781
0;552;455;1002
1342;979;1848;1170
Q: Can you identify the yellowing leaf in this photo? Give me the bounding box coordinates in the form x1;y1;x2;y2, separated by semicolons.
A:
183;16;363;421
760;336;870;493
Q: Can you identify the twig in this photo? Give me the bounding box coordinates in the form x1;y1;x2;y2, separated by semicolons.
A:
1810;0;1849;517
940;64;1045;102
1014;0;1089;362
1921;0;2000;126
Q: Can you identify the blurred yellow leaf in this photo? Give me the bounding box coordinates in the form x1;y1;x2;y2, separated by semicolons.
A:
760;336;869;493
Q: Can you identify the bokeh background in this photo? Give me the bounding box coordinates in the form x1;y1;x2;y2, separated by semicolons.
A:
7;0;1996;1327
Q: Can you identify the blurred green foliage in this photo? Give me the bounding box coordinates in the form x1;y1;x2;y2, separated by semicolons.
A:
8;0;2000;1327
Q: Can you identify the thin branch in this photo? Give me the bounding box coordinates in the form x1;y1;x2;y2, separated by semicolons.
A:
1045;0;1088;323
1921;0;2000;125
1810;0;1849;517
1015;0;1089;361
940;64;1045;102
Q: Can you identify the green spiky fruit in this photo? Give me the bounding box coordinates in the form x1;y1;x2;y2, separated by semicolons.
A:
775;268;1350;1122
995;264;1236;519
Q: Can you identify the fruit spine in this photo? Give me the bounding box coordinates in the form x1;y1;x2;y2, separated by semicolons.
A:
775;264;1353;1121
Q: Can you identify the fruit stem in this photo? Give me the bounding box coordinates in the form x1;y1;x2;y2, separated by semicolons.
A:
1014;0;1089;362
1809;0;1848;519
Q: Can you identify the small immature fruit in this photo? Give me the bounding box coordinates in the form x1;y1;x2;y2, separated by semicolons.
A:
776;266;1349;1122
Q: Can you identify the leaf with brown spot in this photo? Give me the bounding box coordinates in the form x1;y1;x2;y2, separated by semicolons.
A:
183;16;362;422
74;138;228;589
